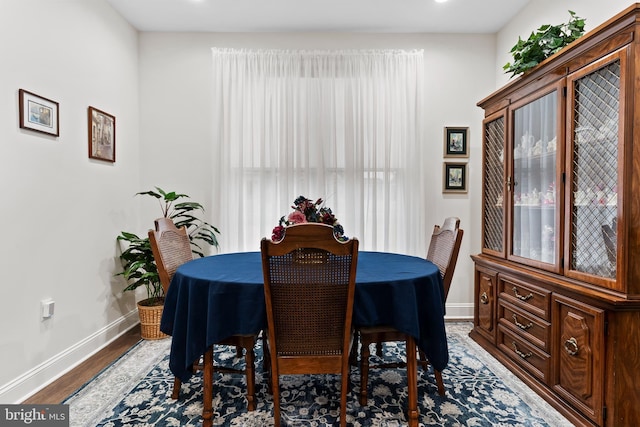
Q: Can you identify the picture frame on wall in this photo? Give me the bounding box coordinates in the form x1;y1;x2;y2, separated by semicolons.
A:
444;127;468;157
18;89;59;136
443;162;467;193
88;106;115;162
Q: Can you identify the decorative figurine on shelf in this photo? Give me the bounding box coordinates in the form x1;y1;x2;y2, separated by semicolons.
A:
607;185;617;206
514;145;522;159
600;118;618;140
532;140;543;156
530;188;541;206
547;136;557;153
595;183;607;205
543;181;556;205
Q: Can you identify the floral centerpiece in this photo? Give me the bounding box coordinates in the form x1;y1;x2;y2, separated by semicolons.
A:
272;196;346;242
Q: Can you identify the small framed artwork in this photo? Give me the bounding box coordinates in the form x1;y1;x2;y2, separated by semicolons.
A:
444;127;469;157
443;162;467;193
19;89;59;136
88;106;116;162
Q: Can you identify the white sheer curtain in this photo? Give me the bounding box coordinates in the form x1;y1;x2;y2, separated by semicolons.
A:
211;48;426;255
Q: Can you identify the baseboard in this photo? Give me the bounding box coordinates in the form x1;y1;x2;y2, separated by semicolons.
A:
1;310;140;404
444;302;473;321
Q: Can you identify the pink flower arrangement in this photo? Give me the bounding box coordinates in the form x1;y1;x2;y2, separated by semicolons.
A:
272;196;346;242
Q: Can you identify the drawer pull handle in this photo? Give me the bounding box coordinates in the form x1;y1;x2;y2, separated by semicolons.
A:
564;337;579;356
512;314;533;330
512;342;532;359
480;292;489;304
512;287;533;301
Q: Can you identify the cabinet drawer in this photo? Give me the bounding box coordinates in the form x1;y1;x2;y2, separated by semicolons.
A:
498;324;551;383
498;299;551;352
498;276;551;320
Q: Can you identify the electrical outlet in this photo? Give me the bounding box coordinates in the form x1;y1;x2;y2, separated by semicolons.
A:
41;299;55;319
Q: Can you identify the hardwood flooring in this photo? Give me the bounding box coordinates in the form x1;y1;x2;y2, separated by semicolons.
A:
22;325;142;404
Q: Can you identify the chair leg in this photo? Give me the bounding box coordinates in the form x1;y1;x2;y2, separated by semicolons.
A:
435;369;445;396
375;342;383;357
245;344;256;411
262;333;272;394
340;365;349;427
236;345;243;358
359;339;371;406
417;348;428;369
406;337;419;427
202;346;214;427
272;372;281;426
349;333;359;366
417;348;444;394
171;377;182;400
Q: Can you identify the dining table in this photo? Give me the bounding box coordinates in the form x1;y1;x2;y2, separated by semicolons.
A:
160;250;447;427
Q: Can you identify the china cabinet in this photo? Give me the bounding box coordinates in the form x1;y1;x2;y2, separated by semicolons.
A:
471;5;640;426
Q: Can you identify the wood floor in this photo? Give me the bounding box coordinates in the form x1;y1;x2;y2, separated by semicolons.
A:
21;325;142;404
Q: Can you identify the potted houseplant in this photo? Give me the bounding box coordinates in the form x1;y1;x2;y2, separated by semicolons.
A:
503;10;585;78
116;187;220;339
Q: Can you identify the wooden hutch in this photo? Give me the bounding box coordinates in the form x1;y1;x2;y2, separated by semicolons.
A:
471;4;640;426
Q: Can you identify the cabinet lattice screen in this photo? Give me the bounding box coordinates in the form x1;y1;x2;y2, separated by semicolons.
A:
571;60;620;278
483;117;504;252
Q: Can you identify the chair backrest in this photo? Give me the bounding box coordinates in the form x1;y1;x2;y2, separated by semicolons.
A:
148;217;193;295
260;223;359;359
426;217;464;300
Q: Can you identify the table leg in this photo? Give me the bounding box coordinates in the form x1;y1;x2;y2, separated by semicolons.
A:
406;337;419;427
202;345;213;427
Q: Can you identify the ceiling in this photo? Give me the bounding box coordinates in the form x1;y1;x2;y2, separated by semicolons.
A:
105;0;530;33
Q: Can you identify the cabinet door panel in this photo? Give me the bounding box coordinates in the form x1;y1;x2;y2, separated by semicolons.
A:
475;267;496;343
566;48;626;291
482;111;506;257
552;295;604;424
508;83;564;273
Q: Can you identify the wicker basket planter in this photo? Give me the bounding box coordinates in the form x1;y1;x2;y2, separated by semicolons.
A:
137;298;168;340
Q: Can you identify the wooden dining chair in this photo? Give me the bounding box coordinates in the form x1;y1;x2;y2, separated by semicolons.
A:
260;223;359;427
148;218;258;410
357;217;463;405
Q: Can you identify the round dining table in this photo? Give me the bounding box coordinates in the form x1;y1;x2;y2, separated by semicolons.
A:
160;250;447;427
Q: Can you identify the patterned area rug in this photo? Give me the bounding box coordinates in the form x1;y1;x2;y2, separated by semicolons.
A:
64;323;572;426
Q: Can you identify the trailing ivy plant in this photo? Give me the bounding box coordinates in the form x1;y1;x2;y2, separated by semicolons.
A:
503;10;586;78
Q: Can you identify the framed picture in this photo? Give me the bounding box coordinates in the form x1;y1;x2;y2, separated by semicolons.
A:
19;89;59;136
444;127;468;157
443;162;467;193
88;106;115;162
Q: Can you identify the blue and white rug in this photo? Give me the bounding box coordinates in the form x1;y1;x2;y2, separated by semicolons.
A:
64;323;572;426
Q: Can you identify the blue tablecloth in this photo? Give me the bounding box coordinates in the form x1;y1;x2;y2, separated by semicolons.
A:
160;251;447;382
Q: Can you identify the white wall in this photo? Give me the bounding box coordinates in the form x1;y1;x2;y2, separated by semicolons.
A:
137;32;497;320
0;0;140;402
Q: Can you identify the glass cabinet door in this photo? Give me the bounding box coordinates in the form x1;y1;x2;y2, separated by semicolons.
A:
566;51;622;287
482;112;506;257
509;88;561;270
